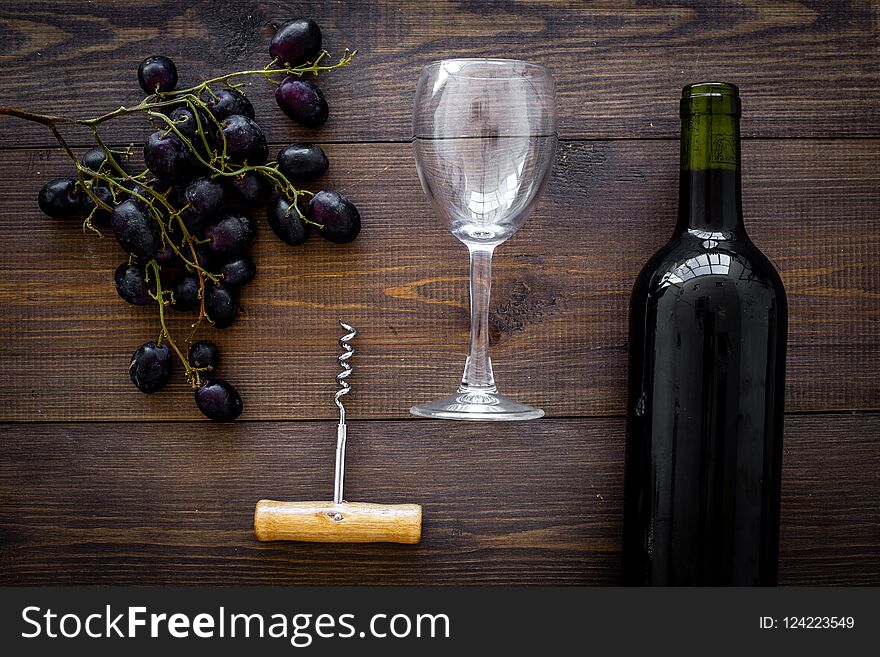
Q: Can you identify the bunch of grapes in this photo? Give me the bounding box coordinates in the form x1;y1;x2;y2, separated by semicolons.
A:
5;19;361;421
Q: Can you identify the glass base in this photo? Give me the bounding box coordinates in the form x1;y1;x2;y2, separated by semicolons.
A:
410;387;544;421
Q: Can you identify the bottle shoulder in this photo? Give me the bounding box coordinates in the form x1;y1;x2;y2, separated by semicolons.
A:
632;231;787;306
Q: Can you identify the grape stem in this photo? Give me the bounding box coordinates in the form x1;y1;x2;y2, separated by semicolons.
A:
0;50;355;128
161;49;356;96
147;259;192;376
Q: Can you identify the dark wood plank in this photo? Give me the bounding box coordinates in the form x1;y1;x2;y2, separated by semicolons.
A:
0;139;877;421
0;414;876;585
0;0;878;147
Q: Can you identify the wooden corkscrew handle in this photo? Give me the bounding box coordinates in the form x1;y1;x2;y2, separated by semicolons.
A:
254;500;422;544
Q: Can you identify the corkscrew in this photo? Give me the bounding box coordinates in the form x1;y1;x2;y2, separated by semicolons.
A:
333;321;356;505
253;321;422;544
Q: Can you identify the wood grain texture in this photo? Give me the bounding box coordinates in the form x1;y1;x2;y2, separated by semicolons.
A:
0;0;878;147
254;500;423;544
0;139;877;421
0;0;877;589
0;414;876;585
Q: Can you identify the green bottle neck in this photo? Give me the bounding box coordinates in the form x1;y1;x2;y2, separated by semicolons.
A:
677;112;744;234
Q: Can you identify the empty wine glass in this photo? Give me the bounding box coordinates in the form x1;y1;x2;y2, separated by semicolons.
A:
410;58;557;421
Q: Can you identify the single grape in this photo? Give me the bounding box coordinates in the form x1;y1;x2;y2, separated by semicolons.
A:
195;378;243;421
165;185;187;208
216;114;268;164
111;199;163;259
188;340;219;372
129;340;172;393
266;194;310;246
185;176;225;219
114;262;156;305
194;245;216;270
155;241;176;265
187;158;210;180
38;177;82;218
80;146;120;173
179;207;208;234
206;88;255;121
170;272;200;311
144;131;192;182
228;170;272;205
276;142;329;181
81;184;114;224
137;55;178;93
220;255;256;286
127;184;155;208
275;77;328;127
205;284;237;328
269;18;322;66
169;105;213;141
309;190;361;243
205;212;255;255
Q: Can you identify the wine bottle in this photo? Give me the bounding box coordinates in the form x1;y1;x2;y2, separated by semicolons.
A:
622;83;787;586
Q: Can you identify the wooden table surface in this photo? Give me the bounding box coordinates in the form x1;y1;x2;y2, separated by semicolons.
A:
0;1;878;585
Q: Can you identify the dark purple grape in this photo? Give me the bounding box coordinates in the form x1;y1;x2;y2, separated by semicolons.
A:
186;157;210;180
179;207;208;234
80;146;120;173
194;245;216;270
169;106;213;141
277;142;328;181
144;131;192;182
127;184;154;208
155;241;176;265
188;340;220;372
220;255;256;286
154;221;181;259
267;194;310;246
81;184;114;224
111;199;162;259
38;177;82;218
195;378;242;421
228;170;272;205
269;18;322;66
206;88;255;121
138;55;178;93
170;272;200;311
166;185;187;208
81;146;109;171
309;190;361;244
114;262;156;305
129;340;172;393
185;176;225;219
205;212;255;255
275;77;328;127
216;114;268;164
205;284;237;328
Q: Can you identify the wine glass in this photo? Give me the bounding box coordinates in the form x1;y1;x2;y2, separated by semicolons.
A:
410;58;557;421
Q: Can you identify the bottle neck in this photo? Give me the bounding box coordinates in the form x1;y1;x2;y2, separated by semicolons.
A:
677;112;743;234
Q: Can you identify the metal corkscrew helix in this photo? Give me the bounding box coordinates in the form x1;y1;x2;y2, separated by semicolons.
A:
333;321;357;507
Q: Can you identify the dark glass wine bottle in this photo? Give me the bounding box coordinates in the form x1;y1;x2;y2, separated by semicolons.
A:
622;83;787;586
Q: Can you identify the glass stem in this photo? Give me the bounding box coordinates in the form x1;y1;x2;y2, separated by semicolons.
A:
461;244;497;392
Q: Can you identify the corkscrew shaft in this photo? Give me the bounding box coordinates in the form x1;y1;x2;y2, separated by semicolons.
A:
334;423;347;505
333;321;356;504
